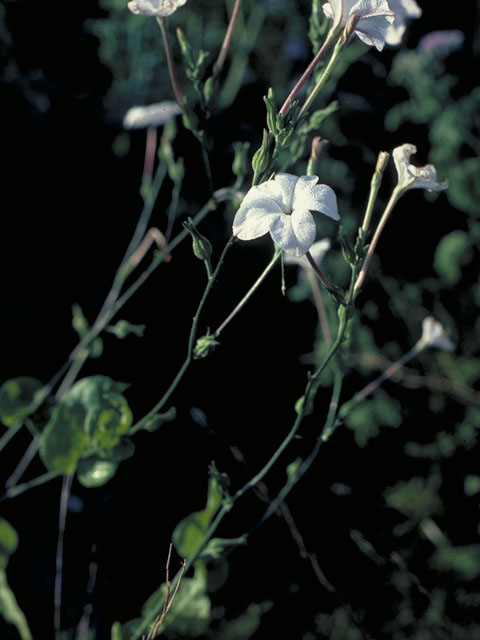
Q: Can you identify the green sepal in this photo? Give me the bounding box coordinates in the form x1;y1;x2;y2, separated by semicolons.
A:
136;407;177;433
200;535;247;560
338;225;355;266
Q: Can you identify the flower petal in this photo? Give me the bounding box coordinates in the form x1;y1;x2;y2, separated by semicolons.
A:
290;209;317;257
232;199;282;240
128;0;187;17
241;179;285;208
268;215;299;255
272;174;300;213
293;178;339;221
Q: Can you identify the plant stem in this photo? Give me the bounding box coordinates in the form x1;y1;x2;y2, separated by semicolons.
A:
0;420;23;454
214;0;244;75
131;235;236;432
0;470;59;502
298;35;343;119
279;25;339;117
354;185;403;296
360;151;390;235
54;473;73;635
214;247;282;337
157;17;185;106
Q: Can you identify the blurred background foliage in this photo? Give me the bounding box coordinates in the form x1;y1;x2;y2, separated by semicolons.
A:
1;0;480;638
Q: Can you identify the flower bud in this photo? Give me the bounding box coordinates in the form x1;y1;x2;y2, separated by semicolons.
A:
183;218;212;261
251;129;271;174
194;331;219;359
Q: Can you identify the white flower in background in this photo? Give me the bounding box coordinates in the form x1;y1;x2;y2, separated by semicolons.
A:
419;30;465;54
233;174;339;258
123;101;182;129
393;144;448;192
284;239;331;269
128;0;187;17
384;0;421;46
417;316;455;352
322;0;395;51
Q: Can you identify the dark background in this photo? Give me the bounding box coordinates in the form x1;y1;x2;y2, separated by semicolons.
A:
1;1;479;638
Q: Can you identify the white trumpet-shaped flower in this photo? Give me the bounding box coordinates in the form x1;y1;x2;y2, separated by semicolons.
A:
322;0;395;51
393;144;448;193
128;0;187;17
123;101;182;129
232;174;339;258
384;0;421;46
417;316;455;352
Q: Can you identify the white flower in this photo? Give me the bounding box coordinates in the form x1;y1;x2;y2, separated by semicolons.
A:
123;101;182;129
417;316;455;352
284;239;331;269
128;0;187;17
384;0;421;46
232;174;339;258
419;30;465;54
322;0;395;51
393;144;448;192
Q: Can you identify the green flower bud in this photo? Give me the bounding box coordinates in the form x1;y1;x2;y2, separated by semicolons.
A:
193;331;219;359
264;87;278;136
183;218;212;261
232;141;250;180
251;129;271;174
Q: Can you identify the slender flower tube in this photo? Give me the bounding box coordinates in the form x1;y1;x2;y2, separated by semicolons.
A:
233;174;339;258
128;0;187;17
322;0;395;51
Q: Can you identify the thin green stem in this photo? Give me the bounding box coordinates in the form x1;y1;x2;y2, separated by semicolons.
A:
361;151;390;235
214;247;282;337
0;421;23;455
131;236;236;432
0;470;59;502
354;185;404;296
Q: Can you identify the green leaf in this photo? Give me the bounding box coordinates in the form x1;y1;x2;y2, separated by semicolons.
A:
39;376;132;475
432;545;480;580
0;377;43;427
434;230;472;285
0;519;18;570
0;569;32;640
77;458;119;488
344;389;402;447
385;476;442;520
172;477;223;559
76;440;135;488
